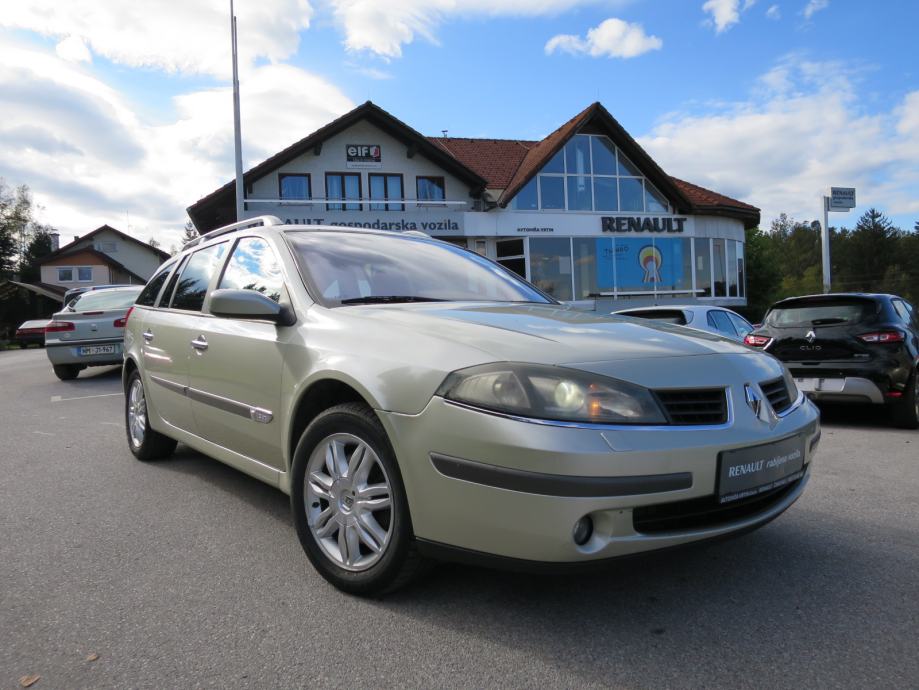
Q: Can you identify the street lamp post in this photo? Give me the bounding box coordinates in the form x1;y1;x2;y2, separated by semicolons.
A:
230;0;244;222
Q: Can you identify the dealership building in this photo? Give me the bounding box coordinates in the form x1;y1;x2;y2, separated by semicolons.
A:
188;101;759;309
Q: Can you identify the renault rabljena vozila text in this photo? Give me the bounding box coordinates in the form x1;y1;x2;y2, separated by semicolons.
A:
123;216;820;595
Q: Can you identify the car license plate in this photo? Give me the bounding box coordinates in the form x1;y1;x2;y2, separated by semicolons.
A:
718;434;805;504
795;377;845;393
79;344;117;356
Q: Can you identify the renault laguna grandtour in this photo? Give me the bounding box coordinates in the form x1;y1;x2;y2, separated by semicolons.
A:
123;216;819;595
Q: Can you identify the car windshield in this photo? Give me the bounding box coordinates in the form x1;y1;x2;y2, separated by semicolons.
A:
68;288;142;312
286;231;553;307
765;298;876;327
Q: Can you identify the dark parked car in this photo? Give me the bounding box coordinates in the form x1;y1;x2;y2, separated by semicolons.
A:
13;319;50;348
745;293;919;428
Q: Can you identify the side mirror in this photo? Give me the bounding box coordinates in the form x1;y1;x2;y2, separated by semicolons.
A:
209;289;295;326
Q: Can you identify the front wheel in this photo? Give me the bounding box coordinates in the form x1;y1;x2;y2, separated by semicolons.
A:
891;372;919;430
290;402;427;596
125;370;177;460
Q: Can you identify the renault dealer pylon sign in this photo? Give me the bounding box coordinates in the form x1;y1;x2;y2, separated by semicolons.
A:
829;187;856;210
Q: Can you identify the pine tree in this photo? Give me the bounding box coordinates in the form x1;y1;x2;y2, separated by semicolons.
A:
182;221;198;243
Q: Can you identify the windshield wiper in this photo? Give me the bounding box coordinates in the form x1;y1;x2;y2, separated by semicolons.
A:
339;295;448;305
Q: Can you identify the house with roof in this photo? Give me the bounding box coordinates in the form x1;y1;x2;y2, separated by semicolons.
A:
187;101;759;309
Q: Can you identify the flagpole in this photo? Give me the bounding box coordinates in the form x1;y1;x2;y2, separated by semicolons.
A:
230;0;244;221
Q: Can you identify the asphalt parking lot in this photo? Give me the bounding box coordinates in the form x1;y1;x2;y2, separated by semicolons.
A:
1;348;917;689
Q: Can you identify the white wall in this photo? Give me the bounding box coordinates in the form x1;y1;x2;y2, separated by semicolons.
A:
248;120;474;211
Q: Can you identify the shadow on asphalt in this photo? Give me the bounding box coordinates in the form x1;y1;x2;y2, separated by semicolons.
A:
814;401;895;430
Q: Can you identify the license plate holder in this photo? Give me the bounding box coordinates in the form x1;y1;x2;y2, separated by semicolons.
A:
79;344;117;356
718;435;805;504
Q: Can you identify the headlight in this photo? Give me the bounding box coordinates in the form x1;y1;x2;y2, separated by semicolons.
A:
436;363;667;425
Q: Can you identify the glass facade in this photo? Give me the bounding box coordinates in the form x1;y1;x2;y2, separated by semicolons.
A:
501;236;744;302
513;134;673;214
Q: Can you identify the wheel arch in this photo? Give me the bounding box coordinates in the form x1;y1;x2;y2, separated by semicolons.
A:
286;375;381;473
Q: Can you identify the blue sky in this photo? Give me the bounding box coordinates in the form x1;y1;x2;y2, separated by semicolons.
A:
1;0;917;247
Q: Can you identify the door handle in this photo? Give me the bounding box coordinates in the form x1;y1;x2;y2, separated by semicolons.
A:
142;330;154;342
190;335;208;351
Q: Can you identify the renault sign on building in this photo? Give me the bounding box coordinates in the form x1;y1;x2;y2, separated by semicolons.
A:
188;101;759;309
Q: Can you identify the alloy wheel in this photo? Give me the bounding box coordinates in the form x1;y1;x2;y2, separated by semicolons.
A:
305;433;394;571
127;378;147;448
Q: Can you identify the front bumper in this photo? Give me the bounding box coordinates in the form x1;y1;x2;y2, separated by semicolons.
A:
380;391;820;564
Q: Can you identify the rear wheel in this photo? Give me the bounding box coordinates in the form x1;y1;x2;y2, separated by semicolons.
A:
891;372;919;430
125;370;177;460
290;402;427;596
53;364;80;380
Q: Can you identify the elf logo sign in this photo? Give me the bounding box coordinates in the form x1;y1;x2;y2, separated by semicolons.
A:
346;144;382;168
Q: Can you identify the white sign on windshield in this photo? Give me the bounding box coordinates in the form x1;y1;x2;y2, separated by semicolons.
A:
828;187;856;210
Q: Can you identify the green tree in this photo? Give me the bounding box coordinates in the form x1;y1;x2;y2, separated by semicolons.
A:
20;229;53;282
743;226;782;320
0;180;30;278
182;221;198;243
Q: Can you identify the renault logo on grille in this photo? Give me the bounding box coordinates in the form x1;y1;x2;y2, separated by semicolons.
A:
745;384;778;429
805;330;817;344
745;384;763;417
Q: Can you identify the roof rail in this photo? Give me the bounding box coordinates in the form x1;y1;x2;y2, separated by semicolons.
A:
183;215;283;249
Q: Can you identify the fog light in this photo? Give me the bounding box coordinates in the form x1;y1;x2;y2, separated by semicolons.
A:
573;515;593;545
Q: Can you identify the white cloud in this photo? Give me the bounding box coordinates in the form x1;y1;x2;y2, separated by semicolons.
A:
639;57;919;225
0;0;313;77
0;39;353;248
766;4;781;19
703;0;741;32
546;18;662;59
702;0;760;33
803;0;829;20
55;36;91;63
327;0;624;58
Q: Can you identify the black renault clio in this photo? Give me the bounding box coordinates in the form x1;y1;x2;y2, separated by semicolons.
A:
745;293;919;429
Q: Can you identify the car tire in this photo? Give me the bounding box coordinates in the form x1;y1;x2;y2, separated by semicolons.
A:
53;364;80;380
125;370;178;460
891;371;919;430
290;402;427;596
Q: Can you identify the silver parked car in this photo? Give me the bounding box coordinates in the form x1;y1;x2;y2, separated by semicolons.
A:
46;286;143;380
615;305;755;342
123;217;820;595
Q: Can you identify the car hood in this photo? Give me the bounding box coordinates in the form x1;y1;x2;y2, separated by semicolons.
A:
349;302;752;364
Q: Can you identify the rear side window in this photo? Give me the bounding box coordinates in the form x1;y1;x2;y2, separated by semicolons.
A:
136;265;173;307
766;298;876;327
69;288;143;312
707;310;738;336
218;237;285;303
170;242;228;312
727;312;753;337
622;310;687;325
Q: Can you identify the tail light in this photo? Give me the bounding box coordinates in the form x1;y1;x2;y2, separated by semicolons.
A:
46;321;75;333
744;334;772;347
858;331;904;343
114;306;134;329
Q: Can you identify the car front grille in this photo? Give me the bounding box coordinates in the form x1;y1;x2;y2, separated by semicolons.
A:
760;376;793;414
654;388;728;425
632;480;802;534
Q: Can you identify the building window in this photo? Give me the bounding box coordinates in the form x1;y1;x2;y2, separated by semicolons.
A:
727;241;738;297
496;238;526;279
416;176;445;206
279;173;311;201
737;242;745;298
574;237;614;299
57;267;73;282
325;173;361;211
77;267;93;282
96;241;117;253
513;134;671;214
529;237;573;301
694;238;712;297
712;238;727;297
369;174;404;211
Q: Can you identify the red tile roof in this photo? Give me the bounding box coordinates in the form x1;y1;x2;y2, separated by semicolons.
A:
670;177;758;212
428;137;536;189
